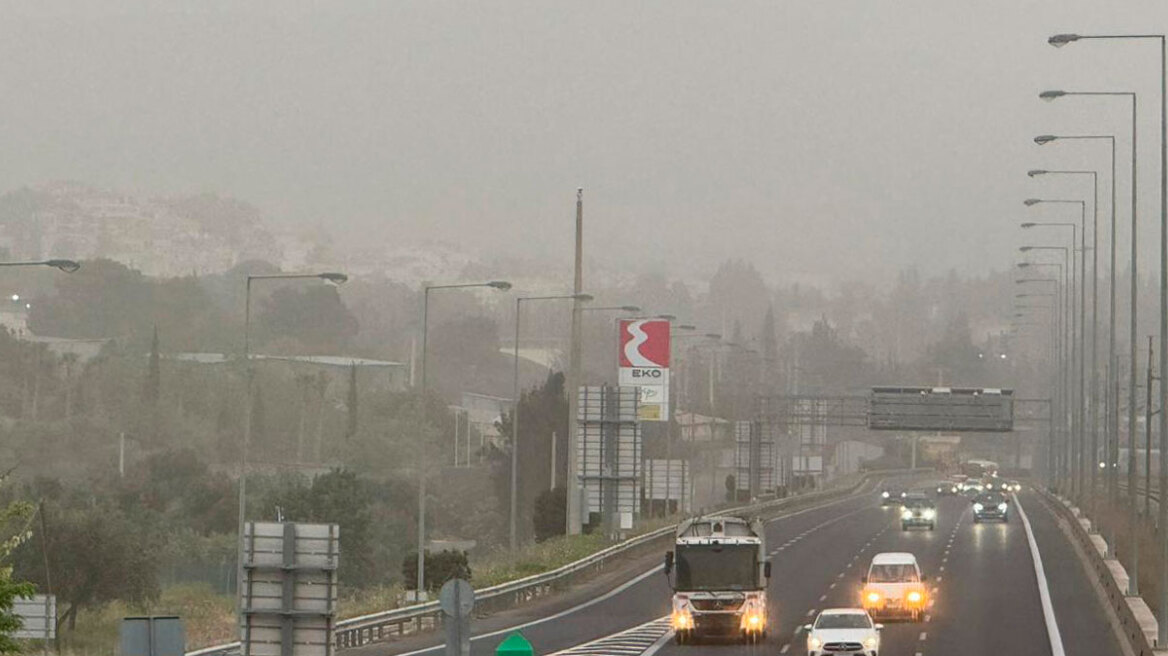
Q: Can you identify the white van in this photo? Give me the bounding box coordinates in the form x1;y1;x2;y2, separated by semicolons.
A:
860;552;928;621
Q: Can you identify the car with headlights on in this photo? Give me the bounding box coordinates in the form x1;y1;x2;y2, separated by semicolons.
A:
880;488;906;506
861;552;928;621
1004;480;1022;492
960;480;984;497
972;491;1009;523
804;608;881;656
901;497;936;531
936;481;959;496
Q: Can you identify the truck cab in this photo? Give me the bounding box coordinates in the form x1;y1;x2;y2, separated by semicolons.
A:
664;515;771;644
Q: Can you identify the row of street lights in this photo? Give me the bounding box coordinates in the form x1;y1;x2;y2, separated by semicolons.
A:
1012;30;1166;644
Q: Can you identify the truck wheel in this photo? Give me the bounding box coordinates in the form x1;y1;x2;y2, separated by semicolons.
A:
901;523;908;531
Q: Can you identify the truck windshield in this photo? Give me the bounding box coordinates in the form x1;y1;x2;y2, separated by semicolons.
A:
675;544;758;591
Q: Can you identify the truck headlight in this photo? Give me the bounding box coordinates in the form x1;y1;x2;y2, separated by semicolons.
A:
901;510;913;520
882;491;890;498
672;610;692;630
923;509;936;519
973;503;984;512
907;590;923;604
865;591;881;604
998;502;1008;511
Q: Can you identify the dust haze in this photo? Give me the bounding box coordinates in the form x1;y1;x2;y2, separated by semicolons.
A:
0;1;1162;284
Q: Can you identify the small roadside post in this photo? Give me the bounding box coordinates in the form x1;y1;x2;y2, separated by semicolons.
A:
440;578;474;656
495;633;535;656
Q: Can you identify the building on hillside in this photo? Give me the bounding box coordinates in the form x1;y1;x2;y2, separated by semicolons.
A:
164;353;408;392
458;391;512;445
675;411;732;442
0;182;276;276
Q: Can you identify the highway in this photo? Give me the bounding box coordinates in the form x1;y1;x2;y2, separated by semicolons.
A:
352;480;1124;656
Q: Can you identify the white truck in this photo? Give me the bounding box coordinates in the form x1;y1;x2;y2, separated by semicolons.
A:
664;515;771;644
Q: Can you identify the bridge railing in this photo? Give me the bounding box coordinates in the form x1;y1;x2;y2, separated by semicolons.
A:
188;468;924;656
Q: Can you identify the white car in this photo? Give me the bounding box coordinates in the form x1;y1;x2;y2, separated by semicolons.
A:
805;608;881;656
861;552;928;621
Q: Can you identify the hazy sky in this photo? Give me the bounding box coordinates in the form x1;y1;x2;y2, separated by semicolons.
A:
0;1;1165;285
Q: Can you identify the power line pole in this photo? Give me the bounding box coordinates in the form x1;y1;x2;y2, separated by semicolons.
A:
566;189;585;534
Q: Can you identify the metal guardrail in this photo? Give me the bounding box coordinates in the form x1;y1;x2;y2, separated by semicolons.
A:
188;468;920;656
1035;488;1157;655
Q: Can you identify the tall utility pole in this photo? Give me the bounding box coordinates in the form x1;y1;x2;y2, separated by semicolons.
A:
566;189;585;535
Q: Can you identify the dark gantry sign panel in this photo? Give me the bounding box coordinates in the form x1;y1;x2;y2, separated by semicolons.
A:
868;386;1014;432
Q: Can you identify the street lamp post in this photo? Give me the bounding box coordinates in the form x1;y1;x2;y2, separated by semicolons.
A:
1030;160;1110;506
0;259;82;273
1013;261;1069;485
237;271;349;622
510;292;593;550
1048;31;1166;638
1020;248;1072;489
1023;216;1083;495
1039;89;1139;593
417;280;511;595
1016;278;1061;486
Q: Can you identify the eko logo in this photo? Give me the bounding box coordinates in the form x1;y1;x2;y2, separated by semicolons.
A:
619;320;671;368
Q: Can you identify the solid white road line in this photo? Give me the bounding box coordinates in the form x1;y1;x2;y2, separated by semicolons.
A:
1014;493;1067;656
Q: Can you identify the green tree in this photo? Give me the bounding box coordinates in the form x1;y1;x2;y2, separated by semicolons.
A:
492;372;567;541
16;500;159;631
0;498;37;654
532;487;566;542
256;285;359;354
400;550;470;592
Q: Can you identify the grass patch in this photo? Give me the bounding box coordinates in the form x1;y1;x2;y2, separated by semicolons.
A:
60;583;235;656
470;532;611;588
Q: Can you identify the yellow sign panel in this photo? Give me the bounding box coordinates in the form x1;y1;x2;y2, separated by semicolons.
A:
638;404;662;421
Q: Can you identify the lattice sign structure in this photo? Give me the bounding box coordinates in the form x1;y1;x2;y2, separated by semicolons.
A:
577;385;642;530
644;458;689;511
868;387;1015;432
734;421;776;497
241;521;339;656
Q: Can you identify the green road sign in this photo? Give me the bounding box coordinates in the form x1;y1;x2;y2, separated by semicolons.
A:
496;632;535;656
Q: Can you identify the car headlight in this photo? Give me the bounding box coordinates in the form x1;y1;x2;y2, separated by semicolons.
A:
923;509;936;519
973;503;984;512
864;636;878;649
900;492;907;497
998;502;1008;511
951;486;958;493
808;636;822;649
901;510;913;520
882;491;890;498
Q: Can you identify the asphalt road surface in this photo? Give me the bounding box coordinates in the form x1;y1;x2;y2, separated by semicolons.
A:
364;483;1124;656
